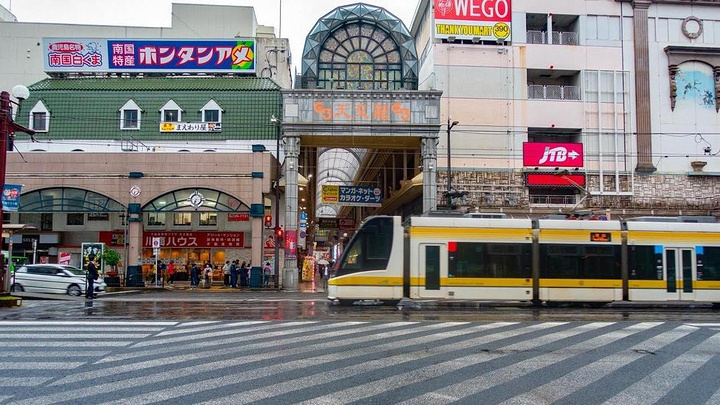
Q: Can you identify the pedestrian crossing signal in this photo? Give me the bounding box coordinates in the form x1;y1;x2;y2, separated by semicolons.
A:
275;226;284;246
264;215;272;228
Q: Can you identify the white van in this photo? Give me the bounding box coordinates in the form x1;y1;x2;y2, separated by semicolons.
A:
10;264;106;297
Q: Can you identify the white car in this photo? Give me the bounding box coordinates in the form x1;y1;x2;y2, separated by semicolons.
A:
10;264;106;297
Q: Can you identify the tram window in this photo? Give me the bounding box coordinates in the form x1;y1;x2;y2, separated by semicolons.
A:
336;217;393;277
449;242;531;278
700;247;720;281
629;245;660;280
540;244;621;279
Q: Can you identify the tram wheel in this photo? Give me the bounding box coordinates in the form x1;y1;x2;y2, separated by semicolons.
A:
337;299;356;306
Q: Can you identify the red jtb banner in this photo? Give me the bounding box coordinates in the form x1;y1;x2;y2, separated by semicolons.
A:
523;142;584;168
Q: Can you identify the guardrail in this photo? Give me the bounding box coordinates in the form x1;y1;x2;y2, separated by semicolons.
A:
528;85;581;100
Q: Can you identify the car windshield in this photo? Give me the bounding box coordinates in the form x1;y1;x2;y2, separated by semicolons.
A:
61;266;85;276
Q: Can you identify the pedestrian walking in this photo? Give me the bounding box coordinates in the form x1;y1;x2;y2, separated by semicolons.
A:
239;261;248;288
222;261;231;286
85;260;98;299
167;261;175;285
230;260;238;288
190;262;199;288
263;262;272;288
204;262;213;288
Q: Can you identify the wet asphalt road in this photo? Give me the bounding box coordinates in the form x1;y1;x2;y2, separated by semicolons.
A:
2;289;720;322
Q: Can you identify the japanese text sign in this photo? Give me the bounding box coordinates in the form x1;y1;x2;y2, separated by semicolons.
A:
322;185;382;207
141;232;246;248
313;101;411;123
434;0;512;41
2;184;22;212
43;38;255;73
523;142;584;168
160;122;222;133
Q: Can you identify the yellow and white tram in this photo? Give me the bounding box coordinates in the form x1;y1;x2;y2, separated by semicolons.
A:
327;215;720;305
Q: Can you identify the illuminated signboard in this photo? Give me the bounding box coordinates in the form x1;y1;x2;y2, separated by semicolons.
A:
523;142;584;168
43;38;256;73
525;173;586;187
321;185;382;207
434;0;512;41
590;232;612;242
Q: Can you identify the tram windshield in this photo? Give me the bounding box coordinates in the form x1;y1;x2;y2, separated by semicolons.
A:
336;217;394;277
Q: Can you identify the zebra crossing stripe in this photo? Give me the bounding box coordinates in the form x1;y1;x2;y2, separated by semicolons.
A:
4;350;111;358
0;333;152;339
98;321;313;363
501;324;700;405
3;341;132;347
131;321;320;347
36;321;429;404
0;378;53;387
198;322;522;405
0;321;177;326
0;362;85;370
99;322;524;405
154;321;268;337
294;322;604;405
602;330;720;405
0;327;167;332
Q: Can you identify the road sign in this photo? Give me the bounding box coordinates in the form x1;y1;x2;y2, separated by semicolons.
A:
151;237;162;248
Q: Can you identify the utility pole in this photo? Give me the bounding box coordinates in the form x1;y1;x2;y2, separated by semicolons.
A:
0;88;35;293
446;117;459;211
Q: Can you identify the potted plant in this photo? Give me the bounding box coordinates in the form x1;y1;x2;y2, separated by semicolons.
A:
102;249;121;278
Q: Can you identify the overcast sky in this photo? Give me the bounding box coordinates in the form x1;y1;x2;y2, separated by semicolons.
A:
3;0;420;75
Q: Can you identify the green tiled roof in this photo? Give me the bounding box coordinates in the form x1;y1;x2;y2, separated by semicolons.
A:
29;77;281;92
18;77;282;141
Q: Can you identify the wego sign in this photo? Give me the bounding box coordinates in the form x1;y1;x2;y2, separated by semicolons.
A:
434;0;512;41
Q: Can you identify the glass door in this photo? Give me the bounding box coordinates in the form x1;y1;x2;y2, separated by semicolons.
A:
419;244;446;298
665;248;695;300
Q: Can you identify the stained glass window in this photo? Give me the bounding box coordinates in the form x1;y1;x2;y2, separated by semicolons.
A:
316;22;405;90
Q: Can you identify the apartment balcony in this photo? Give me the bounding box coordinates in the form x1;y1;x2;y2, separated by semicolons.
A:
526;31;579;45
528;85;581;100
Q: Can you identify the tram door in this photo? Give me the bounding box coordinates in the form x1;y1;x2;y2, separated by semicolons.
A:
664;248;696;300
418;244;446;299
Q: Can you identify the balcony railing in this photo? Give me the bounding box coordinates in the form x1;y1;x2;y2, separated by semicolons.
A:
526;30;579;45
528;85;581;100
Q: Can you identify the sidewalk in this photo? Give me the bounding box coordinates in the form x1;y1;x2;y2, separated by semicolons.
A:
111;280;324;294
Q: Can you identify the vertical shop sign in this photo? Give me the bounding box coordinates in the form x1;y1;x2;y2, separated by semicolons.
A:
285;230;297;260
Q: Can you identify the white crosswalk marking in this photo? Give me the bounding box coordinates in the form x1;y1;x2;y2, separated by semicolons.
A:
500;324;699;405
0;320;718;405
602;330;720;405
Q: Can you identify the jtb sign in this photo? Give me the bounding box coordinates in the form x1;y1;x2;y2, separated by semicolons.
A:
43;38;255;73
523;142;584;168
434;0;512;41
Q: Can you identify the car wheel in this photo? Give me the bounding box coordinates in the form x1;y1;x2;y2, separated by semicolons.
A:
10;283;24;292
67;284;82;296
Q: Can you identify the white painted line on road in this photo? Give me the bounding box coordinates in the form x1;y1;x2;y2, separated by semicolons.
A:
0;377;53;387
3;341;132;347
0;362;85;370
4;350;111;358
603;331;720;405
155;321;269;337
176;321;221;327
501;324;695;405
0;321;177;326
0;327;167;332
0;333;151;339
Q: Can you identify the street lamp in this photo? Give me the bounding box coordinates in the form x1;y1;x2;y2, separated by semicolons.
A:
1;85;35;293
270;114;282;289
446;117;459;211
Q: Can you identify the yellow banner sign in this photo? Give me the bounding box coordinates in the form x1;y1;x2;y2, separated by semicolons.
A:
321;185;339;203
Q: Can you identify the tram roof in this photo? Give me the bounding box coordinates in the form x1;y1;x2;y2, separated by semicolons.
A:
408;216;533;229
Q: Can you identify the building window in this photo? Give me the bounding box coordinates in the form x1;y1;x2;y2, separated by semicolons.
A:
173;212;192;226
200;100;223;123
33;112;47;131
199;212;217;226
29;101;50;132
120;99;142;130
203;110;219;122
146;212;166;226
66;213;84;226
160;100;183;123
